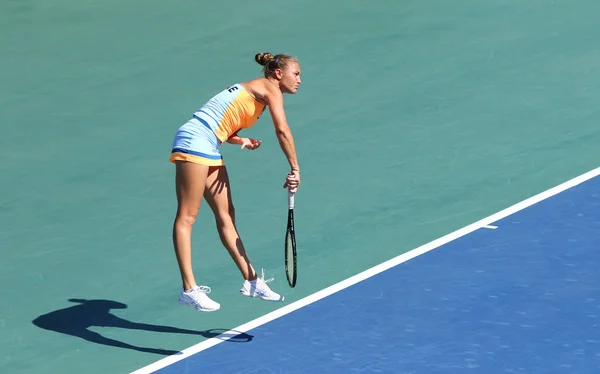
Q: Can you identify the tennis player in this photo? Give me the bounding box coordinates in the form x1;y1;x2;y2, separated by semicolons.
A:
169;52;301;312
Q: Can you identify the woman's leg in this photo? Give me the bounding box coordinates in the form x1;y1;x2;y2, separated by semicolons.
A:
203;166;284;302
203;166;257;280
172;160;221;311
172;161;209;290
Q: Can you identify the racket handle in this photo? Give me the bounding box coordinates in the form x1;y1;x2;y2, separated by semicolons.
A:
288;191;295;209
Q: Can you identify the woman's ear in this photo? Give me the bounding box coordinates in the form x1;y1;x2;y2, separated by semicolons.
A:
274;68;283;80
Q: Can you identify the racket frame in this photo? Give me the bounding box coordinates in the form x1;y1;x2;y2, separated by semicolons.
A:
285;191;297;288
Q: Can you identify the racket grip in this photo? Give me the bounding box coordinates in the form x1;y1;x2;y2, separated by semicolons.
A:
288;191;295;209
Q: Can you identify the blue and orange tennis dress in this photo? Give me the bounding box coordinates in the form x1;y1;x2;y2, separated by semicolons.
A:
170;84;266;166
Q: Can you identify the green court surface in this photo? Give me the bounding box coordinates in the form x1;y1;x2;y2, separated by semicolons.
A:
1;0;599;373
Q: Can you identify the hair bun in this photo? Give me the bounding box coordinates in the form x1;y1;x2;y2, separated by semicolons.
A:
255;52;274;66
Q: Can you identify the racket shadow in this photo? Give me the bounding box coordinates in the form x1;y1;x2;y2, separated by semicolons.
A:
32;298;253;356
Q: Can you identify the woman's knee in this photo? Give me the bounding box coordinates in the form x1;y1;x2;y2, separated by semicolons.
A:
175;210;198;228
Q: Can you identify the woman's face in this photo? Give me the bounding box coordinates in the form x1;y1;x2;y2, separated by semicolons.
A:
277;62;302;94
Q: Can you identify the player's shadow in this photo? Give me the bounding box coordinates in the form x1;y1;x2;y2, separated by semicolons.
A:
32;298;253;356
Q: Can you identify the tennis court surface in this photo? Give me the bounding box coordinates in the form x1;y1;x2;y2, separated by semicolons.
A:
134;169;600;373
2;0;600;373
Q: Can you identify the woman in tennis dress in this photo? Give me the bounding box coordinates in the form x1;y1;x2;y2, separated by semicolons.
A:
170;52;301;312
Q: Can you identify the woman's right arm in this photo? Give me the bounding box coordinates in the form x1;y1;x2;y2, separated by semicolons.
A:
264;84;300;173
262;83;300;192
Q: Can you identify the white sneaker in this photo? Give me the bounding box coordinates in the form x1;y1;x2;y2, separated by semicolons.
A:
240;269;284;302
179;285;220;312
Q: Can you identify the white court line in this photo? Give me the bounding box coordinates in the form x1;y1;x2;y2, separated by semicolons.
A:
131;167;600;374
483;225;498;229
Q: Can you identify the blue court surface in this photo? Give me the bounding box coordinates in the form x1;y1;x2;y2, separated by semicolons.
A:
134;169;600;374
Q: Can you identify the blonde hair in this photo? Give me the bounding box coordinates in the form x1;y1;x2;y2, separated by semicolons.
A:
255;52;298;78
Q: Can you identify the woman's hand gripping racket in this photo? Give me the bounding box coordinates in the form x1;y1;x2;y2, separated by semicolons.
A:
285;190;297;287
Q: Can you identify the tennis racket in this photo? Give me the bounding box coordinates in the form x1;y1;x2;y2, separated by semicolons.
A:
284;191;297;288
